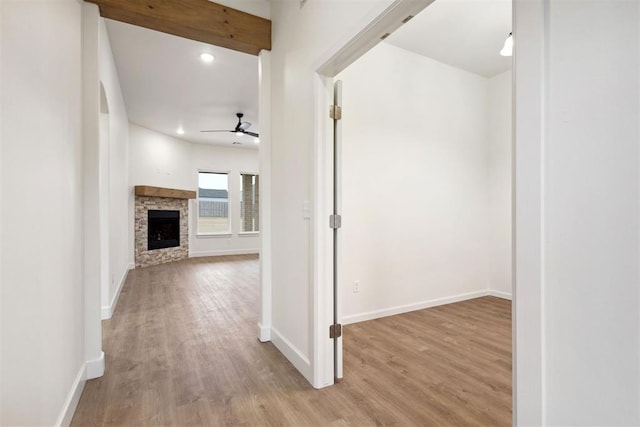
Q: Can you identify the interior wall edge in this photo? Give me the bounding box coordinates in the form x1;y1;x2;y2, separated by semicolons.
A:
100;262;133;320
270;327;313;386
55;363;86;427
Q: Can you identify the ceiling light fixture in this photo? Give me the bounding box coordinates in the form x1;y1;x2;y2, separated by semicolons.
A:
254;138;260;144
236;131;244;136
500;33;513;57
200;52;215;63
177;127;185;135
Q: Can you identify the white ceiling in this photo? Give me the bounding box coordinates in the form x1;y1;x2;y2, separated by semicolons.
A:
106;0;509;149
384;0;512;78
105;19;260;149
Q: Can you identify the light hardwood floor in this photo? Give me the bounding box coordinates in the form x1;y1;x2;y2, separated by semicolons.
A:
72;255;512;426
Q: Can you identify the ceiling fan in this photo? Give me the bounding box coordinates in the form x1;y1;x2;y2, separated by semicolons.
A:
201;112;259;138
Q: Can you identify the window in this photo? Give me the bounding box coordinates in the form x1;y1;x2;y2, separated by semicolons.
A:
240;173;259;232
198;171;229;234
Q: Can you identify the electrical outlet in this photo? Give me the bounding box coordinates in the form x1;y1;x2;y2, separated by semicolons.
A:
353;280;360;293
302;201;311;219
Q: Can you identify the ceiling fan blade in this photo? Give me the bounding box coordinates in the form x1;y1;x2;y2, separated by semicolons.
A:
201;113;257;136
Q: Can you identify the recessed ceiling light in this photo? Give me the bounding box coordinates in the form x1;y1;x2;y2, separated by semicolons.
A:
177;127;185;135
200;53;215;63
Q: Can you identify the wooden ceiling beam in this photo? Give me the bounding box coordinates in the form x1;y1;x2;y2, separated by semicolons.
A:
85;0;271;56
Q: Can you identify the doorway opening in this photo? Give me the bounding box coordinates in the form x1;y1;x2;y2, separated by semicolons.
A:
87;3;272;377
314;0;514;422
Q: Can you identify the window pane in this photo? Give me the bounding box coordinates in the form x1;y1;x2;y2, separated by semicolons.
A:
240;174;259;232
198;172;229;233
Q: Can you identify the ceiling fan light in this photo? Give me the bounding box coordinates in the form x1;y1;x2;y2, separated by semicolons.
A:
236;131;244;136
500;33;513;57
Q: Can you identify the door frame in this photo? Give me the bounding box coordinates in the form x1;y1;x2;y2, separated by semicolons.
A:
81;3;274;378
310;2;536;426
258;50;273;342
311;0;442;390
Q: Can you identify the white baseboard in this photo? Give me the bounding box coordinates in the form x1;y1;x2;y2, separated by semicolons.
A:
257;322;271;342
270;327;312;383
86;351;105;380
101;263;134;320
342;290;491;325
189;248;259;258
55;363;86;427
487;289;512;300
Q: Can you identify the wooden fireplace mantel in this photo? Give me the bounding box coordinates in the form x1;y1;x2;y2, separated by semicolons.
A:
134;185;196;200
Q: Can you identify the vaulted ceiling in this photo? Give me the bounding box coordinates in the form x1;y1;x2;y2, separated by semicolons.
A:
106;19;260;149
105;0;510;151
385;0;512;78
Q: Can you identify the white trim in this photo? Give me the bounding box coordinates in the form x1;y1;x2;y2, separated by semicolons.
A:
487;290;513;300
196;233;233;238
238;231;259;237
270;327;312;384
189;248;259;258
257;321;271;342
55;363;86;427
333;80;344;380
197;168;231;175
315;0;436;77
513;0;546;423
101;263;134;319
311;0;441;391
196;170;232;236
81;1;103;377
312;73;335;389
258;50;272;348
342;291;491;325
85;351;105;380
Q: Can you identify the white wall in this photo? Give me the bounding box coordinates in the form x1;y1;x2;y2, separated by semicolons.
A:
543;2;639;424
337;42;495;323
129;124;260;257
215;0;270;20
514;0;640;424
269;0;395;385
487;70;512;296
99;19;132;318
1;1;86;424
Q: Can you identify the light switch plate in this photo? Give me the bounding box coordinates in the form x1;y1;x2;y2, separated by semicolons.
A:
303;201;311;219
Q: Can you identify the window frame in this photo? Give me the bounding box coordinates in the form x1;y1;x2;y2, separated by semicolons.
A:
196;169;232;237
239;171;260;235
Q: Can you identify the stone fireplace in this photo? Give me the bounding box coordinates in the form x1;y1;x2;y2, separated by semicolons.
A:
134;186;196;268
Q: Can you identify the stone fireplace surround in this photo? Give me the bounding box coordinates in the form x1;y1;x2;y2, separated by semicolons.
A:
134;186;196;268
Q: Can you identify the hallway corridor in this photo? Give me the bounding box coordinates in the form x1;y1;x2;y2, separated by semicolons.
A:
72;255;511;426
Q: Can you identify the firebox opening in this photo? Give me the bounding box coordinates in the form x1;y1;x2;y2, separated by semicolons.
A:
148;210;180;250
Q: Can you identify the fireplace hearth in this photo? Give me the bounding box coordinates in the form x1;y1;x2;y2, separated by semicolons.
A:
148;210;180;250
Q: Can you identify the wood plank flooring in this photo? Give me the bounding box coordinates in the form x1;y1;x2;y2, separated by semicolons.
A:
72;255;512;426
